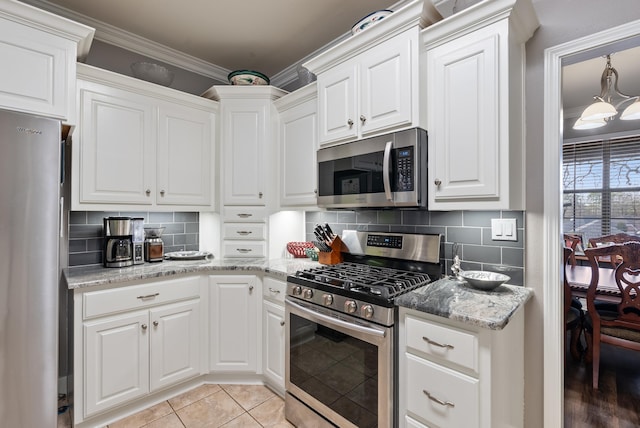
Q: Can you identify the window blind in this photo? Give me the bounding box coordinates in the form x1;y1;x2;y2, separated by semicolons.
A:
563;135;640;242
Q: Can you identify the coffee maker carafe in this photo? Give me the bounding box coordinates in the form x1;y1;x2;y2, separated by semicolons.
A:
103;217;133;268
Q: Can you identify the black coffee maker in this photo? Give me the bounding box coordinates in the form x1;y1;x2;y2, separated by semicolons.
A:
103;217;134;268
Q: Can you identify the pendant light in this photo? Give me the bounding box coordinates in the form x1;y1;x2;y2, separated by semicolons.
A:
574;54;640;130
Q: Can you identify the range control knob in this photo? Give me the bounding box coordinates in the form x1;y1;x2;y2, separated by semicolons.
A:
292;286;302;296
361;305;374;319
303;288;314;299
323;294;334;306
344;300;357;314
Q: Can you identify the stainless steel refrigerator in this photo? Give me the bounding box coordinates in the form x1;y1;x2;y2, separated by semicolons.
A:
0;108;61;426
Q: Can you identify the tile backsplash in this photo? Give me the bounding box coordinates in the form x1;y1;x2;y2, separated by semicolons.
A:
305;210;525;285
68;211;199;268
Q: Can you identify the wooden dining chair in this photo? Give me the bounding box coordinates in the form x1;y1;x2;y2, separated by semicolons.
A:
564;233;582;266
587;232;638;267
583;241;640;389
564;247;584;361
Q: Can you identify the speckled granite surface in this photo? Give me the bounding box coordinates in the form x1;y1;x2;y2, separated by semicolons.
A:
64;257;319;290
395;276;533;330
65;260;532;330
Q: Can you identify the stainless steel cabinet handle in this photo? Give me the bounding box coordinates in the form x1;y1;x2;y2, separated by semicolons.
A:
145;189;151;196
422;336;454;349
153;321;159;327
137;293;159;300
237;213;252;218
141;324;148;330
237;248;252;253
360;115;366;124
269;287;280;294
236;230;252;236
280;321;285;326
160;190;165;196
347;118;354;127
423;390;455;407
434;179;442;187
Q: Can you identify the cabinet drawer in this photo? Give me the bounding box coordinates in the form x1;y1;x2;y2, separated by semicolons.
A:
263;276;286;303
405;353;479;428
223;223;266;240
223;241;266;258
405;314;478;372
83;276;200;319
223;207;267;223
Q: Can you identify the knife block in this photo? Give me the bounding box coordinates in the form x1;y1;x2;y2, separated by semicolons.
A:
318;236;346;265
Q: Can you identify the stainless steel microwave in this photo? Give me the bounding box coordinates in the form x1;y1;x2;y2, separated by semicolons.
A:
317;127;427;209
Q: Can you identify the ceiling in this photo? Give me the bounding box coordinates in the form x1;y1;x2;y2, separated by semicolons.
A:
22;0;406;81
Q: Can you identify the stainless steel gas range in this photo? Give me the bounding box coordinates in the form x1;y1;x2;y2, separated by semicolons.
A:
284;230;442;428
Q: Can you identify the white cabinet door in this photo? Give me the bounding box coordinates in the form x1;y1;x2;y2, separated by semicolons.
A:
359;29;414;137
278;90;318;207
157;103;213;206
427;29;499;203
149;299;201;391
77;82;156;205
222;100;268;205
209;275;258;372
84;311;149;417
263;299;285;392
317;64;358;144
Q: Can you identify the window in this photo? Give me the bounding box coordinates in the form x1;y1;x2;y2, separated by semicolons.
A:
563;136;640;243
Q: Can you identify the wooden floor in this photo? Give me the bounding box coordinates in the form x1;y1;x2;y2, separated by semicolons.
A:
565;341;640;427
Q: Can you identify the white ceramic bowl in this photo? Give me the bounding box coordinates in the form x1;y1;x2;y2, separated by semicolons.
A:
351;9;393;35
459;270;510;291
130;62;175;86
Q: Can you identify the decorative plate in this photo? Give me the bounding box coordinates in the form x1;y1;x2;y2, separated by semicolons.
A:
227;70;270;86
351;9;393;35
164;251;213;260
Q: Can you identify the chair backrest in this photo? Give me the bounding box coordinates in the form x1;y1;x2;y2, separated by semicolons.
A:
564;234;581;266
584;241;640;328
588;232;638;248
563;246;574;316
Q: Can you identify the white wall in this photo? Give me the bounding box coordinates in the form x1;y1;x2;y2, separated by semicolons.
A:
525;1;640;426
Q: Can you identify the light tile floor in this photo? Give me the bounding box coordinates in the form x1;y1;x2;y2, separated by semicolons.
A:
57;384;294;428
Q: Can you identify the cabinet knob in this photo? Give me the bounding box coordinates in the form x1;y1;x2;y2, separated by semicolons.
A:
153;321;159;327
314;189;318;194
347;119;354;127
259;192;263;198
249;285;254;293
360;115;366;124
145;189;151;196
141;324;148;330
280;321;285;326
160;190;165;196
434;179;442;187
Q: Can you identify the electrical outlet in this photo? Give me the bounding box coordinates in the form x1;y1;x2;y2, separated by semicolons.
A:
491;218;517;241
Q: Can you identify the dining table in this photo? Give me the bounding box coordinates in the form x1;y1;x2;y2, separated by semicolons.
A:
565;264;623;303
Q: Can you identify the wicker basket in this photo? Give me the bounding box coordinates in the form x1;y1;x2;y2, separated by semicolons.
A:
286;242;315;258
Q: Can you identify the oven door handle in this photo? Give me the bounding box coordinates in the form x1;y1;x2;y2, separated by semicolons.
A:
286;298;387;339
382;140;393;201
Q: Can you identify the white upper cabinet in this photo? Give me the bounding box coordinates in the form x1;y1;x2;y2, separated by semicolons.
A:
274;83;318;207
0;0;94;121
215;86;286;207
73;64;217;211
304;1;437;147
424;0;539;210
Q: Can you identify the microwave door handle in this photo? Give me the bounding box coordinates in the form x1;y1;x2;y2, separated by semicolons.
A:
382;140;393;201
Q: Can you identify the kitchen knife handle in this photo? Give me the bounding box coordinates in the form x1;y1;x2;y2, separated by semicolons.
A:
382;140;393;201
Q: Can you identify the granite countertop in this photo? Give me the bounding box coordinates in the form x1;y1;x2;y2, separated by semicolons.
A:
65;260;533;331
64;257;319;290
395;276;533;330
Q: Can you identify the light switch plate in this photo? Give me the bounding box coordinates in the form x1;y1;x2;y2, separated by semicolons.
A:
491;218;517;241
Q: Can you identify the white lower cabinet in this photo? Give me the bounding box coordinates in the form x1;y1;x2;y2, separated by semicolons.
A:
398;307;525;428
209;275;259;372
75;276;203;423
262;276;286;394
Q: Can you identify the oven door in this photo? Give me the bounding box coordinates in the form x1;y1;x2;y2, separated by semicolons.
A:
285;296;393;428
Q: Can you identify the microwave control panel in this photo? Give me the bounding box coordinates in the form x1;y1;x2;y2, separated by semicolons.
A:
395;147;414;191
